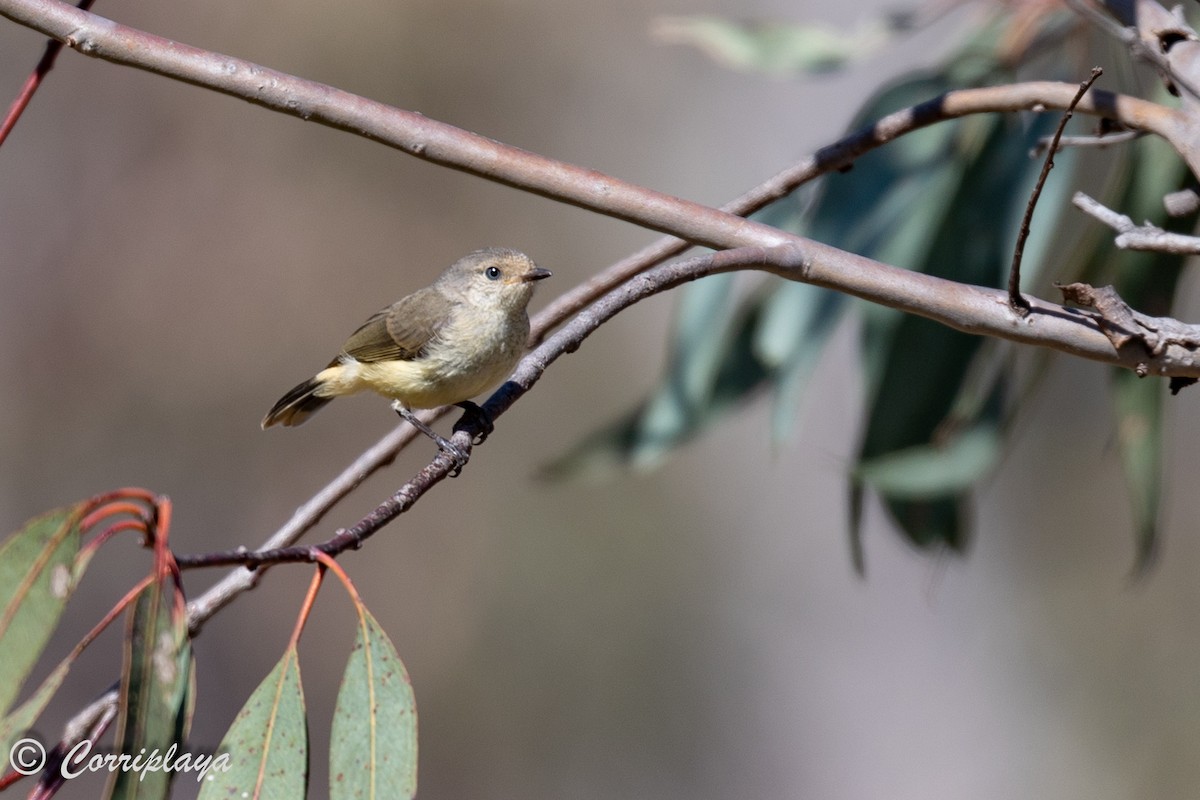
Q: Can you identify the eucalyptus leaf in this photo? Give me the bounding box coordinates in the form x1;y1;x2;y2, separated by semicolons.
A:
106;579;194;800
199;646;308;800
0;504;86;718
330;609;418;800
856;426;1001;497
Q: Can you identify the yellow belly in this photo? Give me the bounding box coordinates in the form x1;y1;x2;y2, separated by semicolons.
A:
313;331;524;409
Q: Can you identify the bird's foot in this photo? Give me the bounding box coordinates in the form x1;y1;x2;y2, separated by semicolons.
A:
453;401;495;445
429;432;470;477
392;400;470;477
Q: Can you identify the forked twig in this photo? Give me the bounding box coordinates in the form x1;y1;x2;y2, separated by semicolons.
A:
1008;67;1103;314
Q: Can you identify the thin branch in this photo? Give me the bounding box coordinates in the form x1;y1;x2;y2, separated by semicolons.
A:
1074;190;1200;253
0;0;1192;240
531;78;1163;344
0;0;1170;630
184;77;1109;628
1057;281;1200;359
1163;189;1200;218
0;0;95;146
176;241;1200;575
177;248;797;572
1008;67;1103;314
184;417;425;631
1030;129;1142;157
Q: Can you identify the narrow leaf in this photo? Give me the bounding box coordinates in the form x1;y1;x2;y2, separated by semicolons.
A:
856;426;1000;498
106;580;194;800
855;107;1062;553
543;286;773;476
330;609;417;800
0;504;86;717
199;646;308;800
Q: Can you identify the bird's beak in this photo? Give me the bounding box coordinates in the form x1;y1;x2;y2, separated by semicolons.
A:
520;267;553;283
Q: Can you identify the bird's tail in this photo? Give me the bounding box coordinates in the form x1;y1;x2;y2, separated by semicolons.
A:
262;376;333;428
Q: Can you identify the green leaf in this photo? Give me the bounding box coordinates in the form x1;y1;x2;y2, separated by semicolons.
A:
853;102;1069;554
330;609;417;800
1112;371;1163;569
0;504;86;717
106;580;194;800
856;426;1001;497
542;277;774;476
755;282;846;442
200;645;308;800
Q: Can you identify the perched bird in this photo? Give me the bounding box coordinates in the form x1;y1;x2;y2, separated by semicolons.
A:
262;248;551;466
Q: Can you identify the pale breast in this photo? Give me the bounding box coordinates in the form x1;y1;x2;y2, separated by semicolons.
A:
357;306;530;409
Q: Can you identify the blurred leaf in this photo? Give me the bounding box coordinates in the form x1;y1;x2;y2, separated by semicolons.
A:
634;273;741;463
543;281;772;476
1112;370;1163;569
0;504;86;718
757;73;973;442
651;14;906;75
754;282;846;442
855;100;1069;554
330;608;417;800
856;426;1001;497
200;645;308;800
107;579;194;800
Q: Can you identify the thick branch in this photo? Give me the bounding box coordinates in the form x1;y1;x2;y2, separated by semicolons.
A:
0;0;1193;229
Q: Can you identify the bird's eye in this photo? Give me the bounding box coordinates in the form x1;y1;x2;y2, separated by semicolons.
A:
485;266;502;280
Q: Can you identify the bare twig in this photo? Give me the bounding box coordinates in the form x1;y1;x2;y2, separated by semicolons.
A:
1009;67;1103;315
1030;128;1142;157
1073;190;1200;254
184;419;425;631
176;248;798;572
1058;281;1200;361
0;0;95;146
1162;189;1200;217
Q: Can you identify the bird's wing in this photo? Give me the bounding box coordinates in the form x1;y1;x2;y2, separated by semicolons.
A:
332;288;452;365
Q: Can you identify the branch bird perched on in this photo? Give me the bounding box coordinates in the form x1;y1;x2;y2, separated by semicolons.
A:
262;248;551;469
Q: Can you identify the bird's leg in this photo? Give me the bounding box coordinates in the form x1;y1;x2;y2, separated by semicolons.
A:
452;401;494;444
391;401;468;476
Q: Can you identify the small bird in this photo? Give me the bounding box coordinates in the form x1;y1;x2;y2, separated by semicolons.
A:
262;248;551;467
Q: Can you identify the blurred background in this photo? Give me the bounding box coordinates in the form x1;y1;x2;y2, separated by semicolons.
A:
3;0;1200;797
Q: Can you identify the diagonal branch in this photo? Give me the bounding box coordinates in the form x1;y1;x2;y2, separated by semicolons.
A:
177;242;1200;583
0;0;1193;233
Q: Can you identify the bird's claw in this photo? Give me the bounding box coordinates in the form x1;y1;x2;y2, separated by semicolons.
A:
453;401;495;445
432;434;470;477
